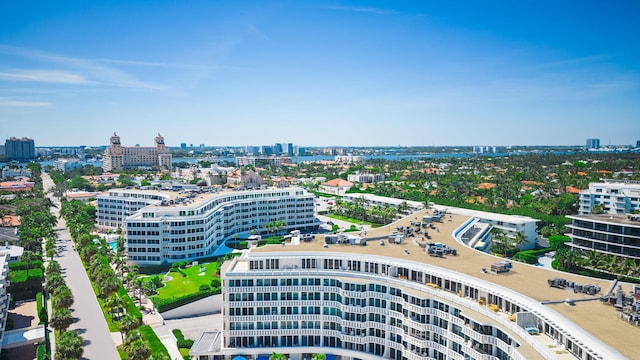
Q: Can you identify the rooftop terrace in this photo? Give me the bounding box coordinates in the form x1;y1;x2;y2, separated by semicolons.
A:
252;209;640;359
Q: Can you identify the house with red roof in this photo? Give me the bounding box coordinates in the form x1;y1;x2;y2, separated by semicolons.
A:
319;178;353;195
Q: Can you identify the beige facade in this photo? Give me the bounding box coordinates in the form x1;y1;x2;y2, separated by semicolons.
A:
103;133;172;171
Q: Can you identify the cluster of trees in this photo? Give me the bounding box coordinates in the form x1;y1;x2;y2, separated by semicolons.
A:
328;197;400;225
296;152;640;237
551;235;640;280
45;260;83;360
60;199;163;359
489;228;528;257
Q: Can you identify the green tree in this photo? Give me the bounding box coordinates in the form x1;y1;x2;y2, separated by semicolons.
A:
125;339;151;360
44;273;65;294
51;308;73;335
56;331;84;360
52;287;74;309
270;353;286;360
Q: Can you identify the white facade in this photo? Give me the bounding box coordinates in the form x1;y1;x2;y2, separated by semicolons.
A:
0;252;9;351
441;206;539;251
578;180;640;215
335;155;366;163
190;251;621;360
96;190;170;229
53;159;83;172
342;193;424;211
97;188;318;264
346;173;385;184
0;167;32;179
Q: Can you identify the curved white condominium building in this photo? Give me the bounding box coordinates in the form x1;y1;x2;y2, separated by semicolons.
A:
96;187;318;265
189;211;637;360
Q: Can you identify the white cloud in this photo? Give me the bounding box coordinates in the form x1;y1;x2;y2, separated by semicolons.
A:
0;45;168;90
0;69;89;84
0;98;51;107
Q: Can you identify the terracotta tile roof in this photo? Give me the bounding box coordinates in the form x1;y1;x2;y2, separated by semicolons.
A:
565;186;582;194
0;181;35;191
1;215;20;227
521;180;543;186
321;179;354;188
476;182;496;190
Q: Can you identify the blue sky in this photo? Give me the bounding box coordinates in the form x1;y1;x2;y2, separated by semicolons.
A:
1;1;638;147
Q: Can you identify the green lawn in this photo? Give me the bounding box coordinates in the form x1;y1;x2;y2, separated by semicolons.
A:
154;262;220;300
326;214;378;226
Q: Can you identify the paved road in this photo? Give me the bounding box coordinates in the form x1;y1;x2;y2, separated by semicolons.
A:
42;173;119;360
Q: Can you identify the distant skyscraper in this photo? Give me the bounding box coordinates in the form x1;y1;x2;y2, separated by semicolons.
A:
260;145;273;156
274;143;284;155
286;143;294;156
5;137;35;161
586;138;600;149
636;140;640;148
245;146;259;155
180;143;187;150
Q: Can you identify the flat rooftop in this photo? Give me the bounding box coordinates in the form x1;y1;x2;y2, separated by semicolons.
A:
107;187;309;210
252;209;640;359
569;213;640;227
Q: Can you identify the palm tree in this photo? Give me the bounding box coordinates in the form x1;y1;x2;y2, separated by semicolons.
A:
100;275;122;298
46;260;61;277
52;287;74;309
44;273;65;294
125;339;151;360
124;329;143;345
119;314;140;336
511;231;528;251
105;294;126;321
51;308;74;335
490;227;507;256
270;353;286;360
312;354;326;360
56;330;84;360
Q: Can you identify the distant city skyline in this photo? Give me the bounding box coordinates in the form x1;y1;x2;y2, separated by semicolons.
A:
1;1;639;146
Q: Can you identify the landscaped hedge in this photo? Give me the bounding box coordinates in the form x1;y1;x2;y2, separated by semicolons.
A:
8;268;43;300
172;329;195;349
153;288;220;313
9;260;44;271
139;325;171;359
227;241;248;250
9;268;43;284
512;248;552;264
36;342;48;360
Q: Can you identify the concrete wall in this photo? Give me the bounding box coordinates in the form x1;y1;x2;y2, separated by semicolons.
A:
161;294;222;320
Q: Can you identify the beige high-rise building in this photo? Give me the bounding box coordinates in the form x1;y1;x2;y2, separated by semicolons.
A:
103;133;172;171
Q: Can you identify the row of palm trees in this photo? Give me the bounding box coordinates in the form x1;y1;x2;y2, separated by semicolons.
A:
45;259;83;360
555;248;640;279
60;199;158;359
328;198;399;225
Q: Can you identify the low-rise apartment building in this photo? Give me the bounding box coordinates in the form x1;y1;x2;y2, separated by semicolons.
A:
578;180;640;215
566;214;640;262
439;206;539;252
